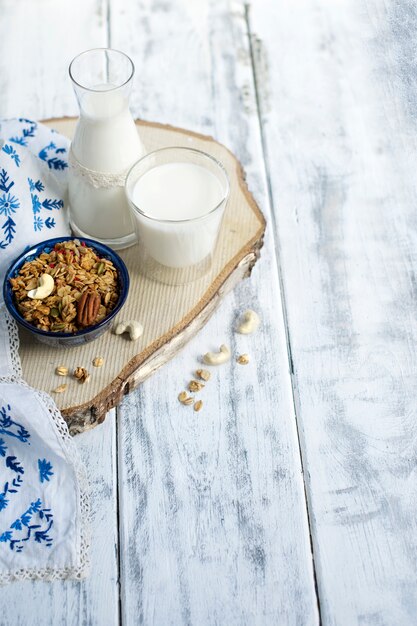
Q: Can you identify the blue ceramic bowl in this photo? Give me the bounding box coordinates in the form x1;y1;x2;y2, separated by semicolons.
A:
3;237;130;347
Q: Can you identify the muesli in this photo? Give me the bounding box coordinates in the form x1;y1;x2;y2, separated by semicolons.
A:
9;239;119;333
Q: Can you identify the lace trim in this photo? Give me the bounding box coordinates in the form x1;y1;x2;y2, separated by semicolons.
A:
0;376;90;584
68;147;128;189
3;310;22;378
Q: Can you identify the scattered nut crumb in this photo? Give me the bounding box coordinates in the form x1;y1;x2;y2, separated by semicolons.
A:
194;400;203;412
55;366;68;377
196;369;211;381
188;380;205;393
73;367;90;383
237;354;250;365
92;357;104;368
114;320;143;341
178;392;194;405
236;310;260;334
203;344;231;365
53;384;67;394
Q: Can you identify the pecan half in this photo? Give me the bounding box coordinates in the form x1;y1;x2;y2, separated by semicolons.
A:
77;290;101;327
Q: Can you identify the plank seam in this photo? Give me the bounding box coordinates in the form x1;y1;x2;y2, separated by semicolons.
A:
115;407;123;626
107;0;112;48
244;4;322;623
107;5;121;622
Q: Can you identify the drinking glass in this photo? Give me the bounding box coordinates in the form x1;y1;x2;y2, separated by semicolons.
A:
125;147;230;284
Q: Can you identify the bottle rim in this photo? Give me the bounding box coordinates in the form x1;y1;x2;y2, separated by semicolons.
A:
69;48;135;93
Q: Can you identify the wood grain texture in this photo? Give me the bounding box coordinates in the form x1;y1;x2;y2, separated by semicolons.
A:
114;1;318;624
251;0;417;623
0;1;119;624
0;0;107;119
0;412;119;626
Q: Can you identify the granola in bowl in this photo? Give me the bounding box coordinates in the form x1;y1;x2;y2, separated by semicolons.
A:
9;239;119;333
4;237;129;346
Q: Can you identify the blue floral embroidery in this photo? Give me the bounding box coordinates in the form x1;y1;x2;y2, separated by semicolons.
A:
30;193;41;214
0;169;18;249
9;519;21;531
9;137;26;146
6;456;24;474
0;168;14;193
1;499;54;552
0;476;23;512
0;433;25;513
2;216;16;245
0;119;68;249
38;142;55;162
28;177;64;233
0;495;9;513
38;141;67;170
42;198;64;211
23;124;37;139
38;459;54;483
20;512;31;527
33;216;43;232
0;193;19;216
0;404;31;444
30;498;42;513
2;144;20;167
9;120;37;147
28;178;44;192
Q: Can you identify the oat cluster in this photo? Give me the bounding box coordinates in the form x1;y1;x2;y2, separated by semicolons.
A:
52;357;105;393
178;369;211;412
9;239;119;333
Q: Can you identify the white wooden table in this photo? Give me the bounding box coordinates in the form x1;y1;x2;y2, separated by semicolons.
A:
1;0;417;624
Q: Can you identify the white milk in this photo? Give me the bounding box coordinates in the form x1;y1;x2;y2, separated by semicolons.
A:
131;162;226;268
68;87;145;246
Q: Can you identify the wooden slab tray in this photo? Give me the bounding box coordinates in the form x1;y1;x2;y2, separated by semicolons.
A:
18;118;265;434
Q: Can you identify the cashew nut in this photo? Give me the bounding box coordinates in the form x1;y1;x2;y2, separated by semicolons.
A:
114;320;143;341
203;344;231;366
27;273;54;299
236;309;260;334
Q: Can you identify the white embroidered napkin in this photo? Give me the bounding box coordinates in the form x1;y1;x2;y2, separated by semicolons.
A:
0;118;70;285
0;118;90;583
0;308;90;584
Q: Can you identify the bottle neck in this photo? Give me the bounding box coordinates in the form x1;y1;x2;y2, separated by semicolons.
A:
75;85;131;121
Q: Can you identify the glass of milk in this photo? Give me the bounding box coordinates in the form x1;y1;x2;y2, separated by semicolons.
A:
125;147;230;284
68;48;146;250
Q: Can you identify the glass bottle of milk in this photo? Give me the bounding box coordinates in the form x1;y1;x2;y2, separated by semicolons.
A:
68;48;145;249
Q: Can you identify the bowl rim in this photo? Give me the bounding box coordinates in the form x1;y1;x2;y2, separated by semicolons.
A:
3;236;130;338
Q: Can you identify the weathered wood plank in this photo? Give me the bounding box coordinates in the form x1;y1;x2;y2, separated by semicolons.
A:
251;0;417;622
0;1;118;624
114;1;318;624
0;411;119;626
0;0;108;119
